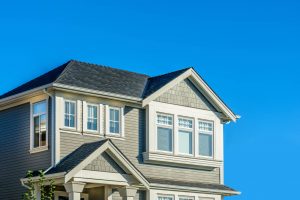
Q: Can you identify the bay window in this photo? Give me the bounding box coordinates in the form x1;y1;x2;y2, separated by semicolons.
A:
87;104;98;131
156;114;173;152
178;117;193;155
32;100;47;148
198;120;213;157
64;100;76;128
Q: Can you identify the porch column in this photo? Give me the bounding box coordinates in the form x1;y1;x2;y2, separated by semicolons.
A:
64;182;85;200
118;186;137;200
34;184;41;200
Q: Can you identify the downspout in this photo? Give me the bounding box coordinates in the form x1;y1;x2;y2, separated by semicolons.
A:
43;88;56;171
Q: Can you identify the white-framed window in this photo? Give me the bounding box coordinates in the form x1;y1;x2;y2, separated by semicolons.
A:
31;100;47;149
64;100;76;128
179;196;195;200
178;117;193;155
109;107;121;134
87;104;98;131
157;195;174;200
198;120;214;157
156;113;173;152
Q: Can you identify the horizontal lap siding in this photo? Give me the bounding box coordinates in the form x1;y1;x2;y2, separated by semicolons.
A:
0;103;51;200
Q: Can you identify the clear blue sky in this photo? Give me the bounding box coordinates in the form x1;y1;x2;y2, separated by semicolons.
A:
1;1;299;199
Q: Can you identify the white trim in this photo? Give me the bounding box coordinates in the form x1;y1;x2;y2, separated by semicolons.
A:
64;140;149;188
54;191;88;200
106;106;125;137
30;99;49;152
141;68;238;122
63;99;77;130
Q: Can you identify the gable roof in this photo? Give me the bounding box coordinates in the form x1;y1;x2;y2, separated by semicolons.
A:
0;60;238;121
46;139;149;187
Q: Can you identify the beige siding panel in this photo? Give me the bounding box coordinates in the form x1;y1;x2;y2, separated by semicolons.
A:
155;79;216;111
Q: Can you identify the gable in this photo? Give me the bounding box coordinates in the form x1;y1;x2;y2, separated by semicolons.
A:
154;78;217;111
84;152;126;174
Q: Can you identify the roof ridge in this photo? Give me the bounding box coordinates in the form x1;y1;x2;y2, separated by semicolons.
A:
149;67;191;79
53;60;75;83
70;59;150;78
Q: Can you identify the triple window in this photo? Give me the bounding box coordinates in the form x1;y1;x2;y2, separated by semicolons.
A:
32;100;47;149
156;113;214;158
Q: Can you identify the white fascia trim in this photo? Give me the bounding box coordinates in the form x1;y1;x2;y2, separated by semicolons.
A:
20;172;65;185
150;183;241;196
53;83;142;103
64;140;149;188
141;69;238;122
0;84;53;105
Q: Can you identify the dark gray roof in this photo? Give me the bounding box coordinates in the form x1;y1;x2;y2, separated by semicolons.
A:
147;178;238;193
46;139;108;175
0;60;190;100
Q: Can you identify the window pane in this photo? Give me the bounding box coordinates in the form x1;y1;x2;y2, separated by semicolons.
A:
157;114;173;125
41;130;46;146
69;115;75;127
199;121;213;132
199;133;213;157
64;114;69;127
179;197;194;200
33;101;46;114
157;127;173;152
34;116;40;148
178;130;192;154
114;109;120;121
65;102;69;114
110;109;114;121
179;118;193;129
40;114;46;132
158;197;173;200
70;102;75;115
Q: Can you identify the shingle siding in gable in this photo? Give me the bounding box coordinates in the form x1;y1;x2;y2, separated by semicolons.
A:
155;79;217;111
0;102;52;200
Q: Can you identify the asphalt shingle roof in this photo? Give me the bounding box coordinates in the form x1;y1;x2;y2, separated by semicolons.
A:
0;60;190;100
46;139;108;175
147;178;238;193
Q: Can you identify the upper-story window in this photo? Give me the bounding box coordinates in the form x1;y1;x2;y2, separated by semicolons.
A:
87;104;98;131
156;114;173;152
179;196;194;200
158;195;174;200
64;100;76;128
178;117;193;155
32;100;47;148
109;107;121;134
198;120;213;157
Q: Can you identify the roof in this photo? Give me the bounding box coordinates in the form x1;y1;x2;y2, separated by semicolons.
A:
148;178;239;194
46;139;108;175
0;60;190;100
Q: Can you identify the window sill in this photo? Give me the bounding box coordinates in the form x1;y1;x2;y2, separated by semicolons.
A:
29;146;48;154
143;152;222;170
105;133;125;140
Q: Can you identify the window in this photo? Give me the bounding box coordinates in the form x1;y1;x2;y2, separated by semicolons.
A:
179;196;194;200
109;107;121;134
87;104;98;131
198;120;213;157
158;195;174;200
157;114;173;152
32;100;47;148
64;100;76;128
178;117;193;155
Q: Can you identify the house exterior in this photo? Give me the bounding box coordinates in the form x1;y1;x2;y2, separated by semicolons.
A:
0;60;240;200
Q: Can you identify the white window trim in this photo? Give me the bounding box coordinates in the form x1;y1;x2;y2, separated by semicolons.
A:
63;99;77;130
29;99;49;153
179;196;195;200
157;194;175;200
85;102;100;133
156;113;174;154
197;119;214;159
106;105;125;137
177;116;194;156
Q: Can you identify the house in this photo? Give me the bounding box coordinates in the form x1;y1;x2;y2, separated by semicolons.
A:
0;60;240;200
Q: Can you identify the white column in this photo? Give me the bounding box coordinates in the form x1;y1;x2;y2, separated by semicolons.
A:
118;186;137;200
64;182;85;200
104;186;113;200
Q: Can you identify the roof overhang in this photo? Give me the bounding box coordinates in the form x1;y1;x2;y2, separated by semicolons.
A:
142;68;239;122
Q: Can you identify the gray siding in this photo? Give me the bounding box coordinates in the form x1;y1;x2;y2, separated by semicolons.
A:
60;107;220;185
155;79;216;111
0;102;52;200
84;152;125;173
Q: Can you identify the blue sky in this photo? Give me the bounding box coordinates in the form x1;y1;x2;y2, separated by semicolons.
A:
1;1;300;199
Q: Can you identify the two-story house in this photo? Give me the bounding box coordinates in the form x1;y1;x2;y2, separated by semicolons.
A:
0;60;240;200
